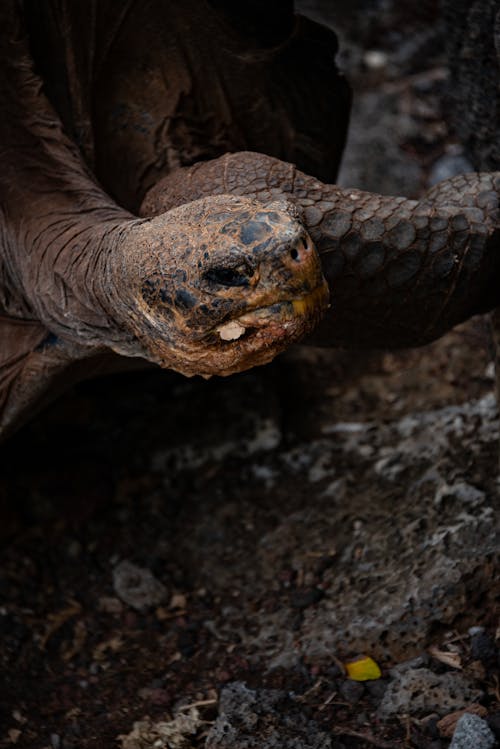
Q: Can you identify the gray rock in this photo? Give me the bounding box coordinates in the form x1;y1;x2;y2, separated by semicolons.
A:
470;630;497;665
206;682;332;749
365;678;389;703
378;668;483;718
172;387;500;670
449;713;496;749
434;480;485;509
292;395;499;662
468;625;485;637
389;655;430;675
112;560;167;611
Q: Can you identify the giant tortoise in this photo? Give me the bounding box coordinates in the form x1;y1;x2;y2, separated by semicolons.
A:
1;0;499;438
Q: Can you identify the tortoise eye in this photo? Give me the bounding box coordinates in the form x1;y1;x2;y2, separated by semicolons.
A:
203;264;251;287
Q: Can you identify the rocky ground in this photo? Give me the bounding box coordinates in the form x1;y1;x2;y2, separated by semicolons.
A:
1;2;499;748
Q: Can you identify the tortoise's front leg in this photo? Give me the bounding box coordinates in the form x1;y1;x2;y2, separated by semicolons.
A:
142;152;500;348
0;5;331;438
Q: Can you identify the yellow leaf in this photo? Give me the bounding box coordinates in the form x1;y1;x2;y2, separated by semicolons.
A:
344;656;382;681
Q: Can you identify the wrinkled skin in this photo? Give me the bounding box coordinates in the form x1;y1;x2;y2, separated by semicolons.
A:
106;196;328;376
0;0;500;437
143;153;500;347
0;1;332;433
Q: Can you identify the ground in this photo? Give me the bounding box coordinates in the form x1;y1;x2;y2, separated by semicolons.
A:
1;2;499;748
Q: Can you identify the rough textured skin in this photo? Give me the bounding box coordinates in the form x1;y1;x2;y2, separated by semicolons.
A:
1;0;500;436
143;153;500;346
0;2;329;435
1;193;329;435
105;196;329;375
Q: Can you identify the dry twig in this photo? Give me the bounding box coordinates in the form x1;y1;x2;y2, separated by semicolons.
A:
333;727;395;748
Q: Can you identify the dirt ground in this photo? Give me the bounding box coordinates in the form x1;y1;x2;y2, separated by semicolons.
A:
1;2;500;748
1;320;499;749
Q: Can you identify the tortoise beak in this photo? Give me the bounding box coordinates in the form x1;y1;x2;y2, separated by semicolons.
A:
215;277;330;343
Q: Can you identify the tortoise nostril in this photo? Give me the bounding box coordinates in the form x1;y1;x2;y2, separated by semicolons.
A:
289;235;311;263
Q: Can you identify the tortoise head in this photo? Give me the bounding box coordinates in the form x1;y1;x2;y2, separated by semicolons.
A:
113;195;329;376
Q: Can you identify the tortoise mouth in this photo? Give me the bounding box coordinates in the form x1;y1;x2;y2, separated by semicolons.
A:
138;278;330;378
214;280;330;344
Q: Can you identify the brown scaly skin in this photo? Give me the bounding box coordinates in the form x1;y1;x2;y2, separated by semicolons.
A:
104;196;328;376
2;0;500;437
1;167;328;378
143;153;500;347
0;9;328;435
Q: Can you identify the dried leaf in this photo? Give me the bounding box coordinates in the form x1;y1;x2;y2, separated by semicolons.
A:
437;704;487;737
61;619;87;661
93;635;124;661
344;655;381;681
169;593;187;610
118;707;202;749
39;599;82;649
428;645;462;669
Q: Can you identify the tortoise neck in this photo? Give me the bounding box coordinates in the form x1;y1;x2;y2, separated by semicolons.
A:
0;10;136;347
142;152;500;347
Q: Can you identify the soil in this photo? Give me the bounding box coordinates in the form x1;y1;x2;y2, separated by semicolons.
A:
1;2;499;749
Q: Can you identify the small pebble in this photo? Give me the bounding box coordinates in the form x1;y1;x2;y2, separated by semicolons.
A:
363;50;387;70
449;713;495;749
339;679;365;704
113;560;167;611
365;678;388;702
98;596;123;615
470;631;497;665
469;625;485;637
325;662;344;679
